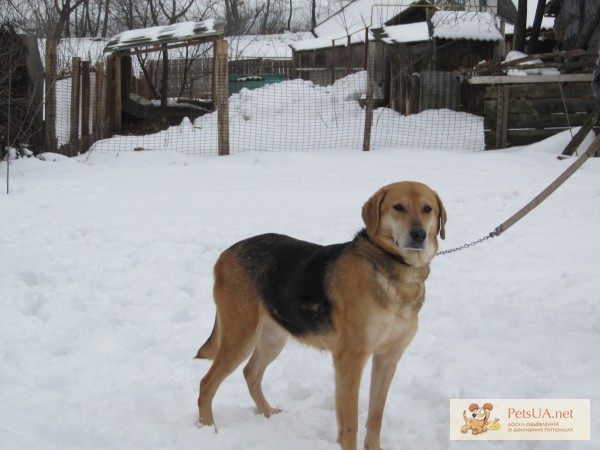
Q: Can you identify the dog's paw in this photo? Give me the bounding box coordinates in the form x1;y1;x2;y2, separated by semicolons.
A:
197;418;218;433
260;406;282;418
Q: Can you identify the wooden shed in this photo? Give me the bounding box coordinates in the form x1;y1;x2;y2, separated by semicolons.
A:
103;20;226;137
0;24;44;152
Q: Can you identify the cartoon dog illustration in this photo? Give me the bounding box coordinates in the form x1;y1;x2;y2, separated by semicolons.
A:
461;403;493;435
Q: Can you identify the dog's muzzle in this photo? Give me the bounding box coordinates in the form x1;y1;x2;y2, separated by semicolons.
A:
406;227;426;249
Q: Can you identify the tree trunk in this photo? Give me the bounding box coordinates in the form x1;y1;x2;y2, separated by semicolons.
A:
102;0;110;37
261;0;271;34
528;0;546;53
514;0;528;52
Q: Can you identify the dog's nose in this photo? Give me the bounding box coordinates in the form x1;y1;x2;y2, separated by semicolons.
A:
410;227;426;244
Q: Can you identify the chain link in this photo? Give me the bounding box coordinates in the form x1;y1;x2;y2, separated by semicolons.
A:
436;231;498;256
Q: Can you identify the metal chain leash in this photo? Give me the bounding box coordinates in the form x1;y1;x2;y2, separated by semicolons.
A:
436;231;498;256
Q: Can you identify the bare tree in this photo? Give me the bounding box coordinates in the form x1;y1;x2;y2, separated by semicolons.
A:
514;0;527;52
528;0;547;53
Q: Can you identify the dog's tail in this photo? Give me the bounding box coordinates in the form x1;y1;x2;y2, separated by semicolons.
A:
195;316;219;360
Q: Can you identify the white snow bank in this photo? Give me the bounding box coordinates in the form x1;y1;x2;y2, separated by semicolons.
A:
90;71;484;155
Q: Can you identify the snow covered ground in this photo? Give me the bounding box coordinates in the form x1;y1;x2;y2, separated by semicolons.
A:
1;131;599;449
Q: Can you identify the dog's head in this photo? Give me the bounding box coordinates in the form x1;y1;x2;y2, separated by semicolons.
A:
468;403;493;423
362;181;446;267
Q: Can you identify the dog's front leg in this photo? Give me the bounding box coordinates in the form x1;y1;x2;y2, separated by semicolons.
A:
333;349;369;450
363;353;400;450
365;327;417;449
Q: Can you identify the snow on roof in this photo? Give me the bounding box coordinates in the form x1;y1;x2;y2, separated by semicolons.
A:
314;0;408;39
380;12;502;44
228;32;313;59
376;22;430;45
290;31;370;52
433;11;503;41
104;20;223;52
299;11;503;49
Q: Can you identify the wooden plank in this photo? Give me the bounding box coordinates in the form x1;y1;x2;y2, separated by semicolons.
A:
510;129;571;146
495;134;600;236
507;83;593;99
214;39;229;156
561;112;599;157
69;57;81;156
485;112;594;130
485;129;557;145
469;74;593;85
44;40;57;153
485;98;597;116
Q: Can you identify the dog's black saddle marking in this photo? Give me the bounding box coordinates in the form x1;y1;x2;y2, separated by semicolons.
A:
233;233;348;336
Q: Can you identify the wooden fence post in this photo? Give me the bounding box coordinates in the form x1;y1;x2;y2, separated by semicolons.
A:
44;40;58;153
495;85;509;149
364;28;370;71
363;42;376;152
290;49;297;79
69;57;81;156
114;53;122;133
105;55;115;136
214;39;230;156
81;60;90;151
331;40;336;85
347;35;352;76
93;61;104;141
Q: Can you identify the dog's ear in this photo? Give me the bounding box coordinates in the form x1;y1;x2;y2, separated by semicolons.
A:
362;187;387;238
435;191;447;240
483;403;493;411
469;403;479;412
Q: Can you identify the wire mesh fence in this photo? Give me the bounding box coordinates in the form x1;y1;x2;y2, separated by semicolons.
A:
43;36;486;158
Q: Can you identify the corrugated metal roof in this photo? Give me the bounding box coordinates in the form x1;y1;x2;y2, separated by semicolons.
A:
104;20;224;53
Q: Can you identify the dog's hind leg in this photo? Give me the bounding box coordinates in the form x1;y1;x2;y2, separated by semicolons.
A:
197;252;261;428
197;308;259;427
243;318;288;417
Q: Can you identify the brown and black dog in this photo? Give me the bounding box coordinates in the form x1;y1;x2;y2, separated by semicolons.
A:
195;181;446;450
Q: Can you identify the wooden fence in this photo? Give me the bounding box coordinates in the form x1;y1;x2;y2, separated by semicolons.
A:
44;40;292;156
44;40;111;156
472;74;597;149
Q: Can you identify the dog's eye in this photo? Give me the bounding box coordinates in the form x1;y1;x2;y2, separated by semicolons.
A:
393;204;405;212
423;205;432;213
